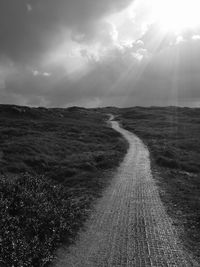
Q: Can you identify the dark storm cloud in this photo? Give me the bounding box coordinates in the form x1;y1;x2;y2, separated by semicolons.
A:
0;0;131;63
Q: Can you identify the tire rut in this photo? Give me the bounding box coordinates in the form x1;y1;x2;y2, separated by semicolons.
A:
52;116;198;267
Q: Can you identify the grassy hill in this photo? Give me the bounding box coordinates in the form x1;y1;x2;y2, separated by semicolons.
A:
1;105;200;265
0;105;128;266
118;106;200;261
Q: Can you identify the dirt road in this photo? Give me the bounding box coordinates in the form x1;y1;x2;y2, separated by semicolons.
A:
53;116;198;266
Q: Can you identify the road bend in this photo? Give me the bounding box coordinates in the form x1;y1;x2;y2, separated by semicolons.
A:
53;115;198;267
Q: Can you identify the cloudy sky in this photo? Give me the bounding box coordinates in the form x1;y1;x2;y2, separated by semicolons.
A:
1;0;200;107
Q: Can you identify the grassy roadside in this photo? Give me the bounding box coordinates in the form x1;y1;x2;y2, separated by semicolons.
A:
0;105;128;266
118;107;200;262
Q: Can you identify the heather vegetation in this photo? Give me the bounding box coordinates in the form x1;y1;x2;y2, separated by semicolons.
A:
2;104;200;265
118;106;200;260
0;105;127;266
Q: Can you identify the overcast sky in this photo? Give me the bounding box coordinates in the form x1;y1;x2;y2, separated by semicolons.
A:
0;0;200;107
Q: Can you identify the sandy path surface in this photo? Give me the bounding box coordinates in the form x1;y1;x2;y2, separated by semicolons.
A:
53;116;198;267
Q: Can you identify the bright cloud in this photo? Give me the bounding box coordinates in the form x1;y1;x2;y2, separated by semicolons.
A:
192;35;200;41
152;0;200;34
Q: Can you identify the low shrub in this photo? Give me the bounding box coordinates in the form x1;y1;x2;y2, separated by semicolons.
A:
0;173;85;266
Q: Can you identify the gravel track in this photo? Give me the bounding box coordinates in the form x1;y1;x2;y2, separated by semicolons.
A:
53;116;198;267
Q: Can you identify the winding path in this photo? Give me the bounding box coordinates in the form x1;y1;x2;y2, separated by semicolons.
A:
53;116;198;267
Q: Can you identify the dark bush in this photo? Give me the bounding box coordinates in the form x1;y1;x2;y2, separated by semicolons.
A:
0;174;79;266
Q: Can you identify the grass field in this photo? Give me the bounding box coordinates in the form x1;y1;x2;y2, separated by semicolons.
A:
0;105;128;266
118;107;200;260
1;105;200;265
